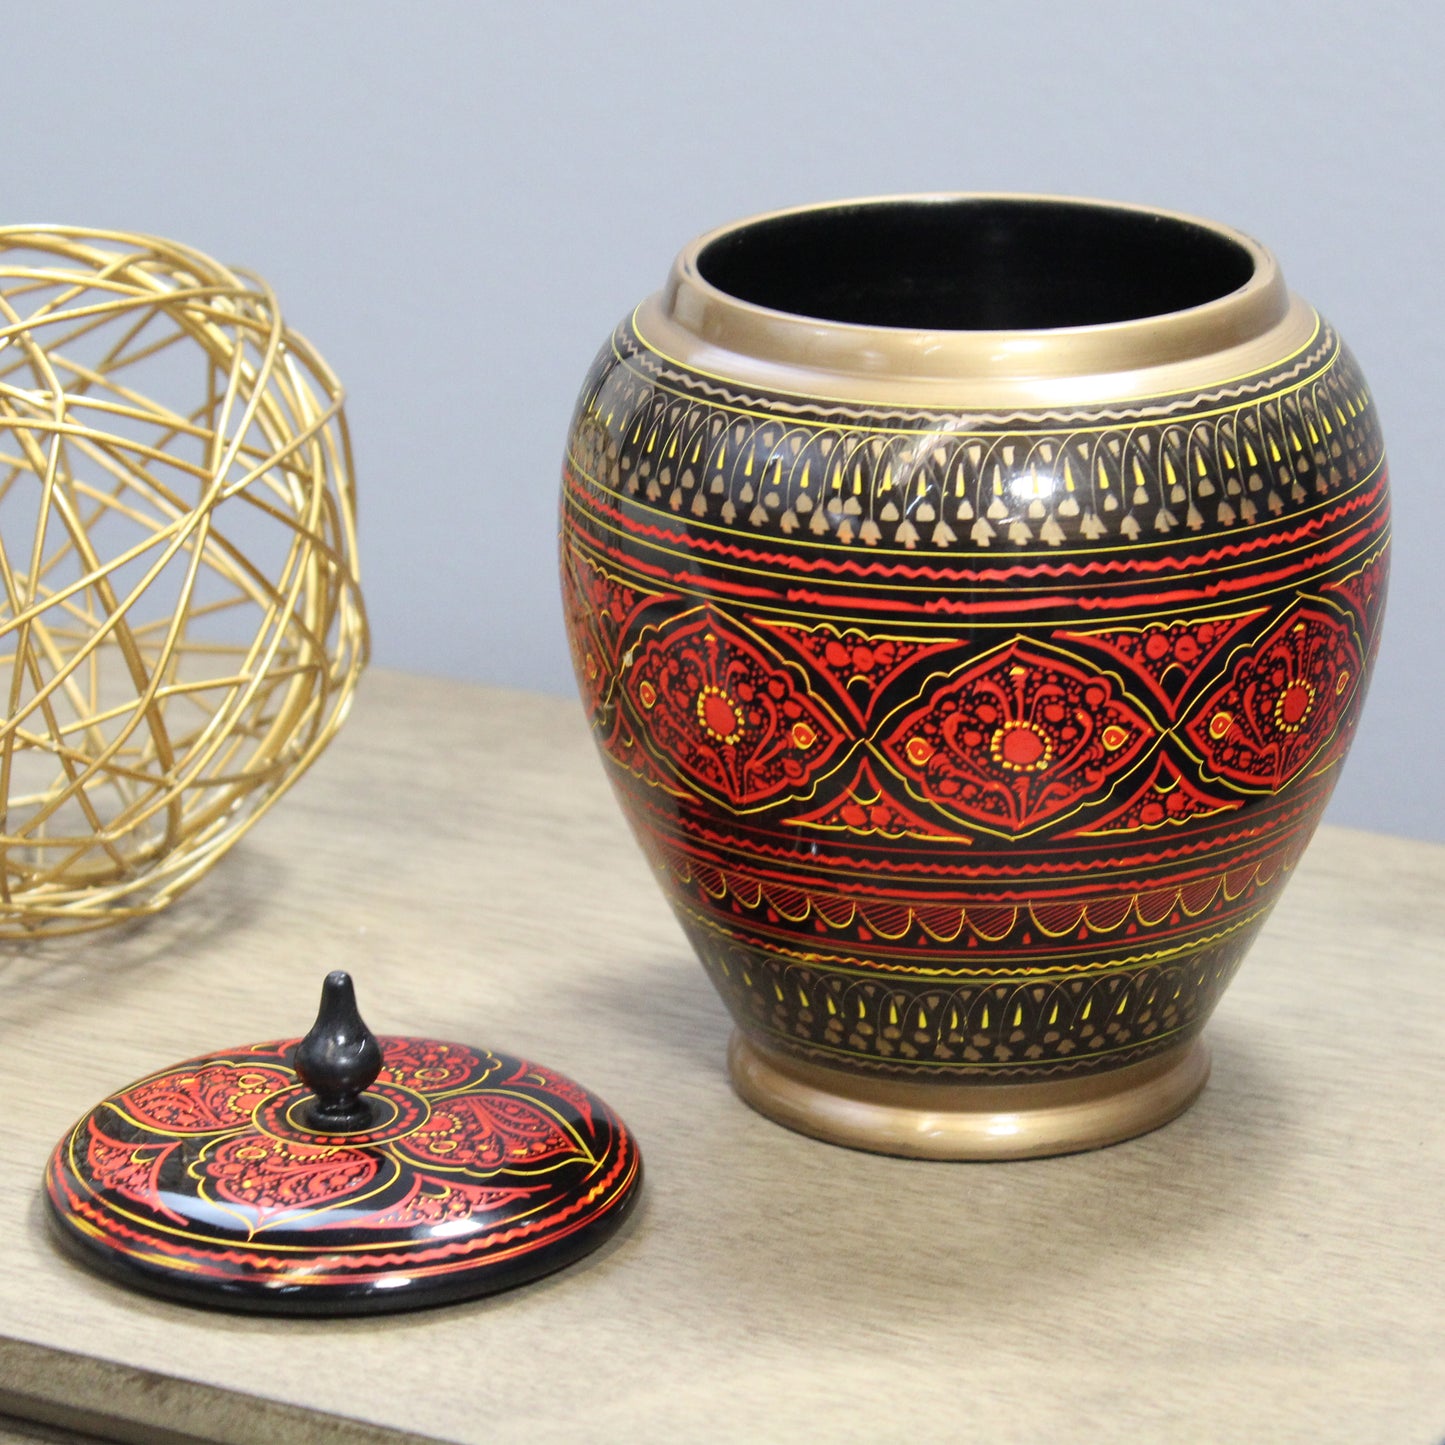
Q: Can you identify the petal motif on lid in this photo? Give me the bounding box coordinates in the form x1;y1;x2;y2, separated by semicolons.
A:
81;1117;185;1224
394;1091;594;1176
194;1135;383;1231
377;1037;497;1093
113;1062;292;1136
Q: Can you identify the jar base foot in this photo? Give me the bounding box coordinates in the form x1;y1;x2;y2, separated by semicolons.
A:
727;1032;1210;1160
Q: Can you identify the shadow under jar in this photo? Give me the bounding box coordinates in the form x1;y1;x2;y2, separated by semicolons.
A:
559;195;1389;1159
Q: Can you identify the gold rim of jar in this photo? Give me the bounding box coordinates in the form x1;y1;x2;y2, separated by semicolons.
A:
637;192;1318;411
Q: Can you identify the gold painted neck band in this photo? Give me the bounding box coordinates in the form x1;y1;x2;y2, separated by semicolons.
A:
645;193;1309;410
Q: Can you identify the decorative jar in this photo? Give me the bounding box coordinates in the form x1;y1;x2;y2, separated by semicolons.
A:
560;196;1388;1157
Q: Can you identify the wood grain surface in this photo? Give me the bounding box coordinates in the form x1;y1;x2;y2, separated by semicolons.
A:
0;671;1440;1445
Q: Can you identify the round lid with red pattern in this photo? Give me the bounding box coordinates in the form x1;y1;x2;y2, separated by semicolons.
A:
44;973;642;1314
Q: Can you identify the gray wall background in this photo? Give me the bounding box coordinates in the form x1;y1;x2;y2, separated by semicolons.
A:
1;0;1438;839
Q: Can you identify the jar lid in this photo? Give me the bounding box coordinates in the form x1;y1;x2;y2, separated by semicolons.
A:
44;973;642;1314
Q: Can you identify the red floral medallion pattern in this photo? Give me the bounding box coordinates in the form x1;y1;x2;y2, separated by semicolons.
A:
1185;605;1362;790
572;575;1381;857
624;610;848;809
878;642;1158;835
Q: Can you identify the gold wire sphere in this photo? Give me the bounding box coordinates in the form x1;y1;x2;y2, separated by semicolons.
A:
0;226;367;934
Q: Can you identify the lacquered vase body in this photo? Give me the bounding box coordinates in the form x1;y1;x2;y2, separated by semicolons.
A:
560;196;1388;1157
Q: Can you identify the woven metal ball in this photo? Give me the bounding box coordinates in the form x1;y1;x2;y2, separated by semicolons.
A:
0;227;367;934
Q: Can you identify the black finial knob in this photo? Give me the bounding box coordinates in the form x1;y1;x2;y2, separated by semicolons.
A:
294;972;383;1132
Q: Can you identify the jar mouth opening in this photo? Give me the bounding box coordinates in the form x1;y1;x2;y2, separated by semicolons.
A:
694;196;1258;332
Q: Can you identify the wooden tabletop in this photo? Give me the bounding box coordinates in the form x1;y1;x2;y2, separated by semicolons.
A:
0;671;1441;1445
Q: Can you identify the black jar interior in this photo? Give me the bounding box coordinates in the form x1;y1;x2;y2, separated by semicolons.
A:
695;199;1256;331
